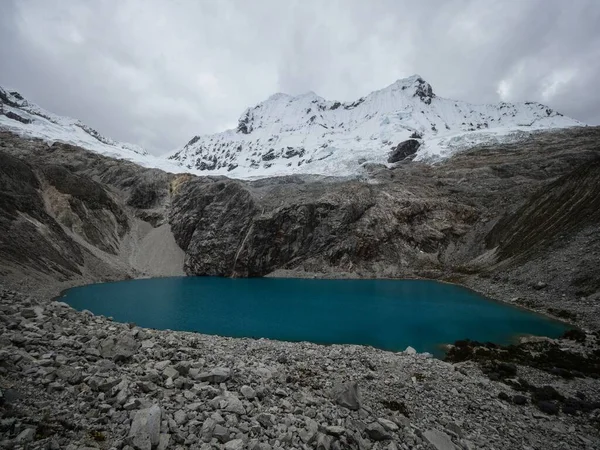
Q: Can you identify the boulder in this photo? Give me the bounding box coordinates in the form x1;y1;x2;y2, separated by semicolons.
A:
99;333;140;362
423;429;457;450
365;422;392;441
129;405;162;450
331;381;361;411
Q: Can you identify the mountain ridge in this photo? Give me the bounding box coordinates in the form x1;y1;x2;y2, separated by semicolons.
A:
0;85;185;174
169;75;584;178
0;77;585;180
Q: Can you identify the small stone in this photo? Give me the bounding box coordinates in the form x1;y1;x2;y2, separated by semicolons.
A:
21;308;37;319
213;424;230;443
56;366;83;385
377;418;399;431
224;395;246;415
198;367;231;383
224;439;244;450
240;385;256;399
174;410;187;425
163;366;179;380
325;425;345;436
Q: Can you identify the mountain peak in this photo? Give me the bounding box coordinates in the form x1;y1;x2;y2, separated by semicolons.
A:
170;77;582;178
380;75;435;104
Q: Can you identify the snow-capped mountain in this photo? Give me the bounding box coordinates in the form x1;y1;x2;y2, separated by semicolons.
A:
169;75;583;178
0;86;149;156
0;86;185;173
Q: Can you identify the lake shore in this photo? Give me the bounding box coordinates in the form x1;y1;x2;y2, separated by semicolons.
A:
2;281;600;449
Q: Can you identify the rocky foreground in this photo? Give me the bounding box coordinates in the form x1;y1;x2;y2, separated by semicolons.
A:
1;286;599;450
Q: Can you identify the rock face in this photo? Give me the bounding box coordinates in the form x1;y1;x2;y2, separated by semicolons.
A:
387;139;421;163
0;132;183;290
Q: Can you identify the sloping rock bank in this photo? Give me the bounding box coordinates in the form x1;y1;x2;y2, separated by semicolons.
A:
1;286;599;449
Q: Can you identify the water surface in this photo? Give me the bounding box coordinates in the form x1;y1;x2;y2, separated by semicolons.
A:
61;277;568;357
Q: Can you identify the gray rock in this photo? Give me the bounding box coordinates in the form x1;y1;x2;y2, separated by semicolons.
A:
198;367;231;383
213;424;230;443
445;422;463;438
224;439;245;450
174;361;191;375
256;413;276;428
55;366;83;385
377;418;399;431
325;425;345;436
200;417;216;442
240;385;256;399
162;366;179;380
224;395;246;415
157;434;171;450
332;382;361;411
315;433;333;450
15;428;36;443
365;422;392;441
128;404;162;450
423;429;457;450
174;410;187;425
21;308;37;319
99;333;140;362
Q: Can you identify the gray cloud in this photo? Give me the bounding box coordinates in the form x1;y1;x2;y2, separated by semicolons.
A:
1;0;599;154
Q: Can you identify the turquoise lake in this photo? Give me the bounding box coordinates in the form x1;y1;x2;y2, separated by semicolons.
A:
60;277;569;357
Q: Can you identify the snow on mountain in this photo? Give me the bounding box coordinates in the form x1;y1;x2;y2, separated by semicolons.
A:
169;75;584;178
0;86;184;173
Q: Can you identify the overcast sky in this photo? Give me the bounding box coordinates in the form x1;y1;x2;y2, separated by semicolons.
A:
1;0;599;155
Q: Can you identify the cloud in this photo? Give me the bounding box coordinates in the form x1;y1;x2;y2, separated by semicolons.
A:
0;0;599;154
